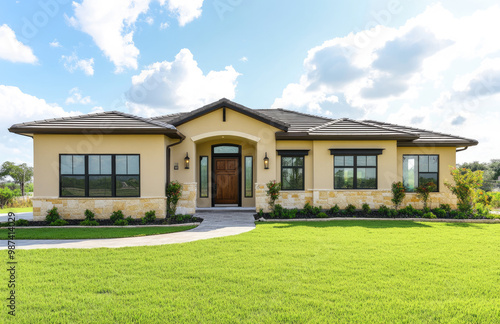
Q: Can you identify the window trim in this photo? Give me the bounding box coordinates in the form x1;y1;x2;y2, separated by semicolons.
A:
199;156;209;198
59;154;140;198
333;154;378;190
244;156;253;198
280;155;305;191
403;154;439;192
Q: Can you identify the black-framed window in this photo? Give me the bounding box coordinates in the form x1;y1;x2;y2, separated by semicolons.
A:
281;156;305;190
403;155;439;192
334;155;377;189
60;154;140;197
244;156;253;197
200;156;208;198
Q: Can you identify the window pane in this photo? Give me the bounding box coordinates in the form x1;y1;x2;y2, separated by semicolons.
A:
357;168;376;189
89;156;100;174
419;155;429;172
245;156;253;197
116;155;127;174
294;157;304;167
334;156;344;167
282;157;293;167
61;175;85;196
429;155;438;172
419;173;438;191
101;155;112;174
345;156;354;166
73;155;85;174
367;156;377;166
357;156;367;166
89;176;112;197
334;168;354;189
403;155;418;192
214;146;239;154
127;155;139;174
282;167;303;190
61;155;72;174
200;156;208;198
116;175;140;197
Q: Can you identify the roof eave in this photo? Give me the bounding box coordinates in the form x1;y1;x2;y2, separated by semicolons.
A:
8;127;185;139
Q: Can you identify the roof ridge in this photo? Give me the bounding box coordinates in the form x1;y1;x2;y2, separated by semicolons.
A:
110;110;175;129
307;119;343;132
349;119;418;136
258;107;334;121
14;110;115;126
150;112;187;120
363;120;477;142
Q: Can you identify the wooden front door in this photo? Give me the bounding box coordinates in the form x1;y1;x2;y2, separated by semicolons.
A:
214;157;239;205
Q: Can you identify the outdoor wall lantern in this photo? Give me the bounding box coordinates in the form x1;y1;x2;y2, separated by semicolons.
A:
184;153;190;169
264;152;269;169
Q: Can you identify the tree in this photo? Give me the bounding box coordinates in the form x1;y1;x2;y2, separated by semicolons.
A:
391;181;406;210
445;167;484;213
0;162;33;196
415;182;437;210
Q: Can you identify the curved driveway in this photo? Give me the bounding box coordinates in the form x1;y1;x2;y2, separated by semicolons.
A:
0;211;256;250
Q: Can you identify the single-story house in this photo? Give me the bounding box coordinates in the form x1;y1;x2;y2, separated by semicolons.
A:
9;98;478;220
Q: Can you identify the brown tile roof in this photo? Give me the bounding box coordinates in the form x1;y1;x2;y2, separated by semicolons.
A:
8;99;478;146
8;111;183;138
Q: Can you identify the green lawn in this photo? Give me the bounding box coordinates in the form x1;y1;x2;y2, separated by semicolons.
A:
6;221;500;323
0;225;196;239
0;207;32;214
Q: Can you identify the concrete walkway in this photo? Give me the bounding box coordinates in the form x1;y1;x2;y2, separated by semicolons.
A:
0;211;256;250
0;212;33;222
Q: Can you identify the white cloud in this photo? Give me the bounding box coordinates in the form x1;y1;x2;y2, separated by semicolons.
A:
160;22;169;29
162;0;204;26
0;24;37;64
49;39;62;48
126;48;240;116
61;53;95;76
239;56;248;62
145;16;154;25
65;87;92;105
273;4;500;162
0;85;81;165
68;0;205;72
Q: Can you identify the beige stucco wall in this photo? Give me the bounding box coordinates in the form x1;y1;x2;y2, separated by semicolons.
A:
32;134;171;220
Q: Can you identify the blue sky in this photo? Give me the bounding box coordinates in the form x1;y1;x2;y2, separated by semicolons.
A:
0;0;499;166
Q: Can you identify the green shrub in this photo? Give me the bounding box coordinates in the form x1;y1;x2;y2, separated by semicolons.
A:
114;219;128;226
474;203;490;218
266;180;282;211
270;204;284;218
257;209;264;217
317;212;328;218
125;216;134;224
302;202;314;215
80;219;99;226
15;219;29;226
330;204;340;215
174;214;194;223
415;182;437;210
388;209;398;218
110;210;124;223
45;207;61;224
422;212;437;219
312;206;322;216
50;219;68;226
0;187;15;209
345;204;356;214
432;208;447;218
84;209;95;221
391;181;406;210
142;210;156;224
378;205;390;217
362;203;371;214
283;208;298;219
489;192;500;208
166;180;183;216
439;204;452;212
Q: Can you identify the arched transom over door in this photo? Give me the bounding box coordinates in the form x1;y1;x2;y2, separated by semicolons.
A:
212;145;241;206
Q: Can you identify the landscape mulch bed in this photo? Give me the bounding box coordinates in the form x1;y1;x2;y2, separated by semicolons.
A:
9;217;203;227
254;211;491;220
